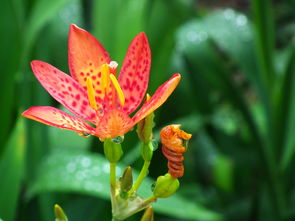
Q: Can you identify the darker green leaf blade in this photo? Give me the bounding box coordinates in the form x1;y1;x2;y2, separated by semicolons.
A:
279;46;295;170
251;0;276;90
0;118;26;221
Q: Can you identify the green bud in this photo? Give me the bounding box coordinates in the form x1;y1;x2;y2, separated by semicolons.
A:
54;204;68;221
141;207;154;221
141;142;154;161
137;94;155;143
120;166;133;193
104;138;123;163
153;173;179;198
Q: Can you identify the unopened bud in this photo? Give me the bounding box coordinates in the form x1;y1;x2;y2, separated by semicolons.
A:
54;204;68;221
141;206;154;221
137;94;154;143
121;166;133;193
104;138;123;163
153;173;179;198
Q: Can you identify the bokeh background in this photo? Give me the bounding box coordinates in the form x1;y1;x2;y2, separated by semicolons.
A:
1;0;295;220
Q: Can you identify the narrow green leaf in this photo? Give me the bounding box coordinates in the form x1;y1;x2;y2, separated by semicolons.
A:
0;118;26;221
279;46;295;169
251;0;276;89
0;1;22;150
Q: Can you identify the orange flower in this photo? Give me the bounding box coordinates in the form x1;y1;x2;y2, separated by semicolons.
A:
161;125;192;178
22;25;181;138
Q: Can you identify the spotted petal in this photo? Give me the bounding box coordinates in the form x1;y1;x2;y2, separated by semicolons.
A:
31;60;97;124
22;106;96;134
132;74;181;124
118;32;151;114
68;24;111;107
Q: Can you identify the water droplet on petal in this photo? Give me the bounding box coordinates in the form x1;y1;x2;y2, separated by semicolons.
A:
77;132;90;138
152;140;159;151
112;136;124;144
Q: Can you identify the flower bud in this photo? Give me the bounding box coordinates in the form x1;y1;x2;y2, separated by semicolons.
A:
137;94;154;143
54;204;68;221
141;207;154;221
104;138;123;163
120;166;133;193
153;173;179;198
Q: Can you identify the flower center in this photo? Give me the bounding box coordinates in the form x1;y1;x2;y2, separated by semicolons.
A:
86;61;125;111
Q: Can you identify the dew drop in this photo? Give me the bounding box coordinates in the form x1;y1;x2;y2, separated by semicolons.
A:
102;163;110;173
223;9;235;20
236;15;247;27
151;182;156;192
77;132;91;138
112;136;124;144
151;140;159;151
81;157;91;168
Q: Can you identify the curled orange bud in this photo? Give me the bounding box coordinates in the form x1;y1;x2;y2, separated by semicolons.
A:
160;125;192;178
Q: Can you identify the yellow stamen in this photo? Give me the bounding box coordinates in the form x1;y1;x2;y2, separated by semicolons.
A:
109;74;125;106
86;77;98;110
101;64;110;93
145;93;151;102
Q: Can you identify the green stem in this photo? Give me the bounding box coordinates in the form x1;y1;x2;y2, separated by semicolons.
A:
110;162;117;190
143;195;157;206
129;161;150;195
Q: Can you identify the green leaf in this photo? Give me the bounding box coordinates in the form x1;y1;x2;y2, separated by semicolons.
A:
279;46;295;169
0;0;22;150
212;154;234;193
49;125;92;152
23;0;72;62
92;0;148;62
28;151;222;221
0;118;26;221
251;0;276;90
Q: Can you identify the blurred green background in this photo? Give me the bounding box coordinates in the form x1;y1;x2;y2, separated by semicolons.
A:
1;0;295;220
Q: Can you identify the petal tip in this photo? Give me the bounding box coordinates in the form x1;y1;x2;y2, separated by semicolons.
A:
70;24;80;31
171;73;181;83
21;109;28;117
